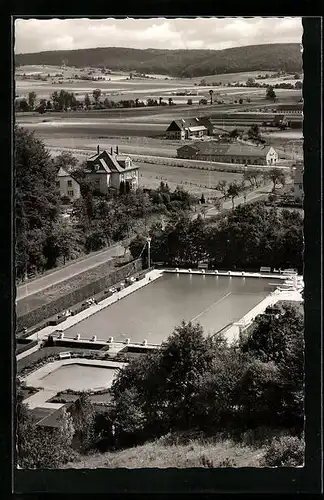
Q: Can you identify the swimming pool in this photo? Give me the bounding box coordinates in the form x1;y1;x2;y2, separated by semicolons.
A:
63;273;280;345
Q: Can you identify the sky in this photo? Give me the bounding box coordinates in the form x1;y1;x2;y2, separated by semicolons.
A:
14;17;303;54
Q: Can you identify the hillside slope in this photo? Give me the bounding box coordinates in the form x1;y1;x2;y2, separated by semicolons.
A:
62;435;265;469
15;43;302;77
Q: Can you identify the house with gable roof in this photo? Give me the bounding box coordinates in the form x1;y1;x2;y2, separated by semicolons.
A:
84;145;139;194
57;166;81;201
165;117;213;140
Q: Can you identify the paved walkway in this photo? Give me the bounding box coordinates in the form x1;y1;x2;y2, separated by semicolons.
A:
17;342;41;361
23;389;59;410
225;285;303;343
23;358;127;410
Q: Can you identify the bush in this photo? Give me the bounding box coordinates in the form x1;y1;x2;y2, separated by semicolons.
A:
261;435;304;467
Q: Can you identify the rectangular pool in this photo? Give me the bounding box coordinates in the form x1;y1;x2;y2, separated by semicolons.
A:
63;273;280;345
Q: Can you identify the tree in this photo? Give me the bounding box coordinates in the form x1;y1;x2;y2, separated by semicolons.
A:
248;124;262;143
129;235;148;264
199;98;208;105
15;127;60;278
200;193;206;204
51;219;84;265
93;88;101;105
215;180;228;197
239;98;243;104
187;98;193;105
213;197;223;211
227;181;241;209
246;78;256;87
228;128;240;139
72;394;97;452
53;151;79;172
239;303;304;427
294;81;303;90
266;167;285;192
201;206;208;219
84;93;91;109
28;91;37;110
239;180;249;203
111;322;225;434
168;97;173;106
209;89;214;105
17;99;29;112
17;387;75;469
266;86;276;101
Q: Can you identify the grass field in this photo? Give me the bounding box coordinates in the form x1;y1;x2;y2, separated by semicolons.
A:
136;161;242;194
15;65;302;104
62;434;266;469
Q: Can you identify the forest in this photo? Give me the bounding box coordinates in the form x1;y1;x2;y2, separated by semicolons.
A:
15;43;302;78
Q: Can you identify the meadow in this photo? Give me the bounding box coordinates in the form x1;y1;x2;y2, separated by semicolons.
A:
15;65;302;103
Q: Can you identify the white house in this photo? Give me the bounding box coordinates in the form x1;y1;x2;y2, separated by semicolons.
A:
84;146;139;194
56;167;81;201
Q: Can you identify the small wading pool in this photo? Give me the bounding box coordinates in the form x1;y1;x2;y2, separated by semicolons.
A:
38;363;118;391
64;274;281;345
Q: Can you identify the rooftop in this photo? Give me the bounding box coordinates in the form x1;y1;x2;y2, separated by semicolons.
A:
178;140;272;157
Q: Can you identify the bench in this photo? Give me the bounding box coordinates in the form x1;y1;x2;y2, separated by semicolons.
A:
59;352;71;360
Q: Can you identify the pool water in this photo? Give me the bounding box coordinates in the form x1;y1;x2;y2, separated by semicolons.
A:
39;364;117;391
64;274;280;345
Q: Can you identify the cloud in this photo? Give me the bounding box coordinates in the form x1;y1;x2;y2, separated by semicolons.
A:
14;17;303;54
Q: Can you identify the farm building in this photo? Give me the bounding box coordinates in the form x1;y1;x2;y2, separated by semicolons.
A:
177;141;279;165
275;103;303;114
165;117;213;140
84;145;139;194
57;167;81;201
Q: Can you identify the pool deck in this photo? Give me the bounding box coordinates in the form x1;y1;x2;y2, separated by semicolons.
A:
164;268;289;280
25;269;163;343
23;358;127;410
224;287;303;343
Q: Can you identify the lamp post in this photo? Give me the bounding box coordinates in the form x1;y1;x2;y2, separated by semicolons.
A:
147;237;151;269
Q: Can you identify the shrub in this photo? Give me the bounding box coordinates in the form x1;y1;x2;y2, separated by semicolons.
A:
261;435;305;467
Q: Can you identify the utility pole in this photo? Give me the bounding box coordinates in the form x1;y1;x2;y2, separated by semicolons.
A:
147;237;151;269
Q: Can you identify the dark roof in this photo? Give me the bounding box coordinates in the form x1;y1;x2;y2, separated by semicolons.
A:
177;141;273;157
56;166;81;185
166;117;212;132
276;103;303;111
86;150;138;174
226;143;271;157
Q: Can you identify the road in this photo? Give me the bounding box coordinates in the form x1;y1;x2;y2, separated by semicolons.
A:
194;183;273;220
16;242;125;301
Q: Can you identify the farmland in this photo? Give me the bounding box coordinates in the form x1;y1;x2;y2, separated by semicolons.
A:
15;64;303;192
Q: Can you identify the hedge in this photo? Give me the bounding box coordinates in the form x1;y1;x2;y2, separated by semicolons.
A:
17;259;142;330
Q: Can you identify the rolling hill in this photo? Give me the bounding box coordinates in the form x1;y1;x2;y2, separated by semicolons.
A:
15;43;302;78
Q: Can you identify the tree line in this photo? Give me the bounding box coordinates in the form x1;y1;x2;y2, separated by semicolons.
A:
15;89;180;113
129;200;303;272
